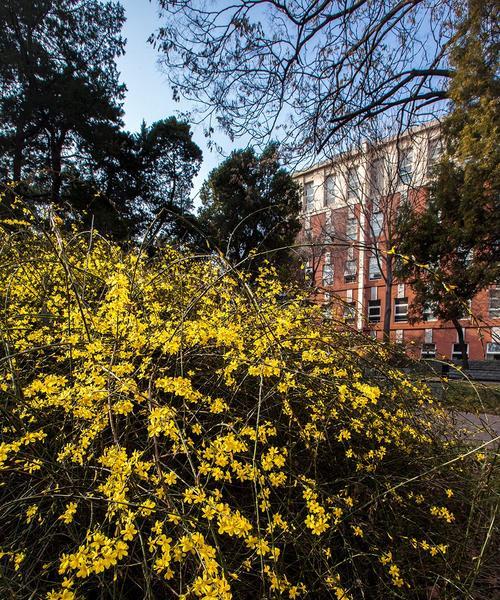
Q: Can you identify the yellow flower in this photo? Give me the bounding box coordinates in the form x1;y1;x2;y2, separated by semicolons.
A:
120;522;137;541
351;525;363;537
58;502;77;525
14;552;25;571
26;504;39;523
138;499;156;516
164;470;177;485
114;540;129;560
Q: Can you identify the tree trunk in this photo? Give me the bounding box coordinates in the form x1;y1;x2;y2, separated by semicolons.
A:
451;317;469;370
50;131;65;204
383;254;393;342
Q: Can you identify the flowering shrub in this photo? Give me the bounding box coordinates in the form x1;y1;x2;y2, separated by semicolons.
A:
0;203;497;599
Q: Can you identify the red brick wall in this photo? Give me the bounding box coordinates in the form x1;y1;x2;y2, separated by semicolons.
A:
300;197;499;361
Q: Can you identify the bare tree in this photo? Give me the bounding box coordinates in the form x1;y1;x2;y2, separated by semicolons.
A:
152;0;456;164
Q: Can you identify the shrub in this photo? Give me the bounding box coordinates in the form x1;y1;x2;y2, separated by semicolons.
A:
0;200;497;599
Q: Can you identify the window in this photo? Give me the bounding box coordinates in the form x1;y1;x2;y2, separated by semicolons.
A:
346;212;357;240
423;303;437;321
304;182;315;211
369;330;378;339
486;342;500;360
395;329;404;343
325;175;336;206
421;343;436;359
368;299;381;323
394;297;408;322
371;211;383;237
368;256;382;280
344;247;356;282
344;260;357;283
452;343;469;361
347;167;359;201
398;148;413;186
323;291;332;319
324;211;334;239
322;263;334;286
427;138;442;177
489;286;500;318
343;301;356;322
322;305;332;319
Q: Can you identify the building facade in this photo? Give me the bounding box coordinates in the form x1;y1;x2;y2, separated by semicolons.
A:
295;123;500;361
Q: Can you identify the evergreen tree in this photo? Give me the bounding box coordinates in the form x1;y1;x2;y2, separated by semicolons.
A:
0;3;203;242
396;0;499;367
0;1;126;203
137;118;203;241
198;145;301;275
64;127;141;240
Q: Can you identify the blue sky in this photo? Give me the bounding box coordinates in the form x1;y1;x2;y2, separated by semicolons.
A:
116;0;240;203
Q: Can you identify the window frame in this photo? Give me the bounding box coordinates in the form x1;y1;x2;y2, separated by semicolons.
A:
304;181;315;211
394;297;409;322
371;157;385;197
304;264;314;284
343;301;356;322
489;286;500;318
325;174;336;206
344;259;357;283
486;342;500;360
346;213;357;240
346;167;360;202
368;256;382;280
427;137;442;178
370;211;384;238
368;299;381;323
322;263;334;286
423;303;437;322
398;148;413;187
421;343;437;359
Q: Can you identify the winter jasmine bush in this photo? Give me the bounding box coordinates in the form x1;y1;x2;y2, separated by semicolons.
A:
0;197;497;599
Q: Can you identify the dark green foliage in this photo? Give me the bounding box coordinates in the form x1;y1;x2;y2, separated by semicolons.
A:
0;2;203;241
137;118;203;241
0;0;128;231
396;0;500;365
0;0;126;183
198;145;301;275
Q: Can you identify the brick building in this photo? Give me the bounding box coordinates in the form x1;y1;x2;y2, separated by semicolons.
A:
295;123;500;361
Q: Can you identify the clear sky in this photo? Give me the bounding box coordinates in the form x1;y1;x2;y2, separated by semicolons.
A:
116;0;241;204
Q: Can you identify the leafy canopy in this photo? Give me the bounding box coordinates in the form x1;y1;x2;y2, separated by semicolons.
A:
396;0;499;327
198;144;301;274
